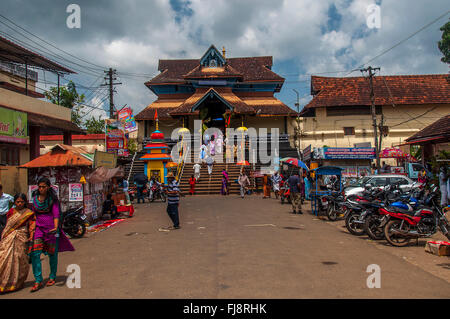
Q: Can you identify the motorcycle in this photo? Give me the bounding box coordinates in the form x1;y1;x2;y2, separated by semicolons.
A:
62;207;86;238
150;183;166;202
323;191;346;221
381;185;450;247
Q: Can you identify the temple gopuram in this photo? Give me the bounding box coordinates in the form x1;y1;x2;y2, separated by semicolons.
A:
136;45;297;143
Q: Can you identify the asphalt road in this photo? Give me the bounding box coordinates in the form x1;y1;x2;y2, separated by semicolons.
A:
2;195;449;298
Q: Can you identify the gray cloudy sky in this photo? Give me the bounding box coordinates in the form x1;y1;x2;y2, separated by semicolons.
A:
1;0;449;119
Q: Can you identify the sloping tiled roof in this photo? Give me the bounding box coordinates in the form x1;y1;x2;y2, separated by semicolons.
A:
21;144;92;168
240;96;297;116
304;74;450;110
183;64;243;79
170;87;254;115
405;114;450;143
146;56;283;84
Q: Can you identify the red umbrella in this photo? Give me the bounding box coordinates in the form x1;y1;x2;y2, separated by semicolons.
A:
236;160;250;166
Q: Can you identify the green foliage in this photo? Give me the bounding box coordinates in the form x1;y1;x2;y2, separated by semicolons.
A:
84;116;105;134
44;80;86;126
438;20;450;64
127;138;138;154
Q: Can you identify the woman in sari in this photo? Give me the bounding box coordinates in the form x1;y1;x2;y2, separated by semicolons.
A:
0;193;35;294
189;175;196;195
221;170;229;195
304;172;312;200
263;174;271;198
29;177;75;292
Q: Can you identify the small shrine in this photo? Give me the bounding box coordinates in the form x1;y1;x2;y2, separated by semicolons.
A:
140;110;171;183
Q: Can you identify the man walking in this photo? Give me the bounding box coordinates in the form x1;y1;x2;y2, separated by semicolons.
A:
165;172;181;230
287;173;302;214
193;163;201;181
0;184;14;238
272;171;282;199
238;171;250;198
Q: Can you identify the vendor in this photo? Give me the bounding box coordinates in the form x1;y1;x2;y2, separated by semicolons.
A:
103;194;118;219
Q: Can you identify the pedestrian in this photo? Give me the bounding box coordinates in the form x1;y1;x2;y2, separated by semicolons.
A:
29;177;75;292
271;171;282;199
439;166;448;207
287;173;302;214
418;168;427;185
0;193;35;293
165;172;181;230
221;170;229;195
122;178;131;205
206;156;214;176
238;171;250;198
263;174;271;198
199;144;207;163
189;175;196;195
0;184;14;239
209;135;216;157
216;134;223;154
193;163;201;181
135;180;145;204
371;164;376;175
304;171;312;201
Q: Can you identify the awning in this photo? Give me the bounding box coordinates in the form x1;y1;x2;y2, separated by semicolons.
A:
86;166;123;184
27;112;83;133
399;136;447;146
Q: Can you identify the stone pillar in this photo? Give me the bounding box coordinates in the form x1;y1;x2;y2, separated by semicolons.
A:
29;125;40;160
63;131;73;145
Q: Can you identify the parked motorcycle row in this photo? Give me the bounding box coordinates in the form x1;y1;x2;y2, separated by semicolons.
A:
316;181;450;247
128;182;167;203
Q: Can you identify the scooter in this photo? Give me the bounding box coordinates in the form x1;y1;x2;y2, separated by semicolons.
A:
62;207;86;238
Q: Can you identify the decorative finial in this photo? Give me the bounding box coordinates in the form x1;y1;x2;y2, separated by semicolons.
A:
222;46;226;58
154;109;159;131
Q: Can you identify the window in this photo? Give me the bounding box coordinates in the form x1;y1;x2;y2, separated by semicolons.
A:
343;127;355;135
0;146;20;166
390;177;409;185
369;177;388;187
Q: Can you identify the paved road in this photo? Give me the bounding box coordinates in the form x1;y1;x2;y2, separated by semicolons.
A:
2;195;449;298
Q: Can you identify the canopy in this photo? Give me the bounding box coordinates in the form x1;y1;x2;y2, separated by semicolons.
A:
236;160;250;166
380;147;410;159
86;166;123;184
133;173;148;184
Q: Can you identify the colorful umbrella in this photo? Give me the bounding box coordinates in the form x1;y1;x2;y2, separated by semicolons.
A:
280;158;309;170
166;162;178;168
236;160;250;166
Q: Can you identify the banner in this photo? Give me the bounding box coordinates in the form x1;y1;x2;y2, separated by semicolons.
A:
0;106;28;144
28;185;59;203
303;145;311;161
314;147;376;160
69;183;83;202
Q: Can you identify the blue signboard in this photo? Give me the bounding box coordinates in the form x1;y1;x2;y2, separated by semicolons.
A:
318;147;376;160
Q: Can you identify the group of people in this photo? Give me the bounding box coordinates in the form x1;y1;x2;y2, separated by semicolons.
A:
0;178;74;294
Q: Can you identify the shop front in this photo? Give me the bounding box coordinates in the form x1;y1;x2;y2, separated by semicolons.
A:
311;147;375;179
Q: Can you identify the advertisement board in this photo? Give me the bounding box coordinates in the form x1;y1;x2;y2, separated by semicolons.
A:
313;147;375;160
69;183;83;202
0;106;28;144
93;150;117;169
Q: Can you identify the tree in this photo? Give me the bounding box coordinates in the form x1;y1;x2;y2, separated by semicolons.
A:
84;116;105;134
438;20;450;64
44;81;86;126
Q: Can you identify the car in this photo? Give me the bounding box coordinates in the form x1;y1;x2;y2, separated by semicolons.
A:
344;174;416;197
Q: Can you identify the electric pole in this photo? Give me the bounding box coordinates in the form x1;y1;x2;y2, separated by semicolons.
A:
102;68;122;119
361;66;381;169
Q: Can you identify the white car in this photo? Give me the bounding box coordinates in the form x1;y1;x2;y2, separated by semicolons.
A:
344;174;416;197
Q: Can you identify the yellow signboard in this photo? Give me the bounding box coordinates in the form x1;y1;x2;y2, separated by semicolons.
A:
93;150;117;169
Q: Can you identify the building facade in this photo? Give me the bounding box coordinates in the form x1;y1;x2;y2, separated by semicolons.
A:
135;45;297;142
299;75;450;159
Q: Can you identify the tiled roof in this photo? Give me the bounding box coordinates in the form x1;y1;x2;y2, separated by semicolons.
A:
21;144;92;168
146;56;284;85
170;87;254;115
140;153;172;161
240;96;297;116
183;64;243;79
40;134;105;141
304;74;450;110
405;114;450;142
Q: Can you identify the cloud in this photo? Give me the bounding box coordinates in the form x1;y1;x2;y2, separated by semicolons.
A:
1;0;448;114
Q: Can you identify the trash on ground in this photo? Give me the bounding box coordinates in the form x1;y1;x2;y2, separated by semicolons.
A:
87;218;126;233
425;241;450;256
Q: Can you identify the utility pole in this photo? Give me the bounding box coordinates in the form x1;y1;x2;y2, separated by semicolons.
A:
293;89;302;160
360;66;381;169
102;68;122;119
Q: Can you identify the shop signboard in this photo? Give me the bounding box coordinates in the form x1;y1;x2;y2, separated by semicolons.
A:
0;106;28;144
314;147;376;160
93;150;117;169
69;183;83;202
303;145;311;161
